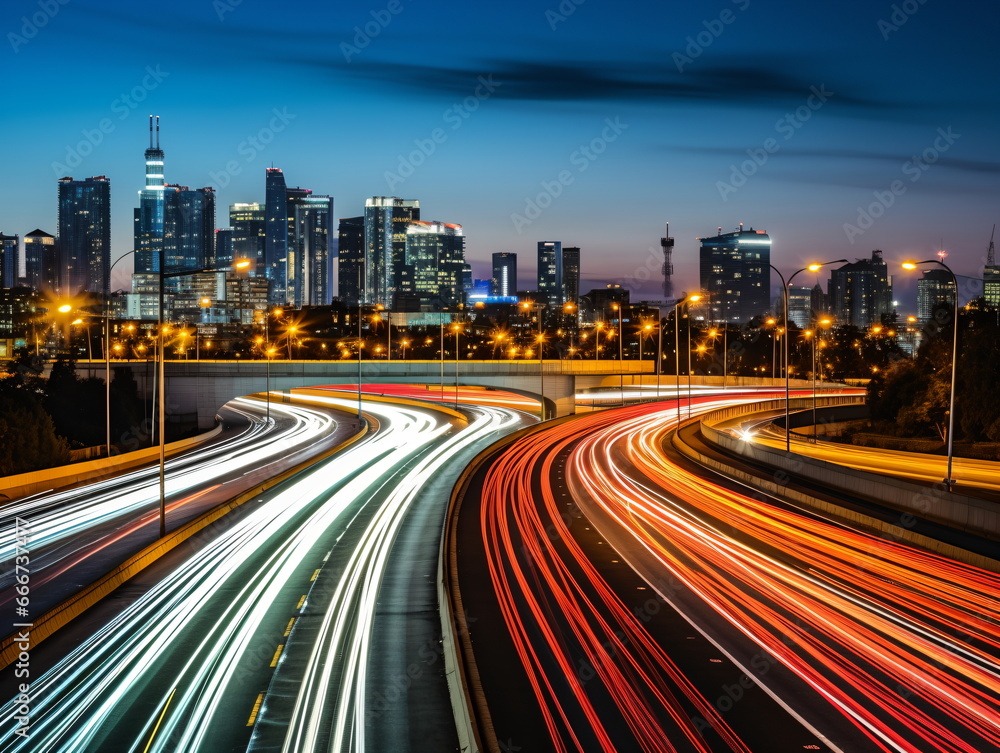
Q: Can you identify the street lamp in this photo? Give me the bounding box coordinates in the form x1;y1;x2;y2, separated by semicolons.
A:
770;259;847;453
452;322;462;406
672;294;701;427
610;303;624;403
903;259;959;489
521;301;547;419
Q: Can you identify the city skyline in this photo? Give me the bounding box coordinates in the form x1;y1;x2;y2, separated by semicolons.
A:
1;0;997;307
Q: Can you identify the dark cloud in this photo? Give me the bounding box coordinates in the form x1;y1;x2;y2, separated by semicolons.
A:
294;56;901;112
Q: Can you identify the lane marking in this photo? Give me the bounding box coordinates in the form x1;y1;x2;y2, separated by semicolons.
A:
296;595;306;609
246;692;265;726
310;569;321;582
283;618;296;637
270;644;284;667
142;687;177;753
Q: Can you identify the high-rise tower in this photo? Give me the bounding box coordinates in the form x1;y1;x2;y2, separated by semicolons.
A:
661;223;674;301
134;115;165;275
264;167;288;303
58;175;111;294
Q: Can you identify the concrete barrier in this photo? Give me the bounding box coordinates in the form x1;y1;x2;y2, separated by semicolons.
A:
679;397;1000;568
0;424;224;503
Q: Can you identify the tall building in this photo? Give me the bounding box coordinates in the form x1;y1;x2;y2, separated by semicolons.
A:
985;231;1000;308
660;223;674;301
134;115;165;275
264;167;288;303
164;185;215;272
985;267;1000;308
406;221;466;309
787;285;812;328
213;228;234;269
289;194;333;307
810;283;827;320
491;252;517;297
562;246;580;304
0;234;18;288
917;268;956;324
828;250;893;328
338;216;364;304
24;229;58;292
230;203;266;275
363;196;420;306
537;241;562;307
698;225;771;324
57;175;111;294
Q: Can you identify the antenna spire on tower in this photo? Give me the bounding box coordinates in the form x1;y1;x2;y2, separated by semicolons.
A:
988;225;996;267
155;115;160;148
149;115;154;148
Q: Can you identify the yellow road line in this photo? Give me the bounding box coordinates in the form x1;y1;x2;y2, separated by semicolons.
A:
310;569;321;582
295;595;306;609
142;687;177;753
246;692;264;726
283;618;296;637
269;644;284;668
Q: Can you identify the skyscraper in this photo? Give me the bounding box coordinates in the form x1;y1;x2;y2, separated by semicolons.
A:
660;223;674;301
787;285;812;328
213;228;234;269
985;231;1000;308
164;185;215;271
24;229;58;292
698;225;771;324
58;175;111;294
917;268;956;324
406;221;466;309
363;196;420;306
338;216;364;305
134;115;165;275
289;194;333;307
0;234;18;288
562;246;580;305
491;252;517;297
264;167;288;303
828;250;893;328
230;203;266;275
537;241;562;307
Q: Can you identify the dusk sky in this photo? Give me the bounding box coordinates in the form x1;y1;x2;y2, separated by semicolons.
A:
2;0;998;308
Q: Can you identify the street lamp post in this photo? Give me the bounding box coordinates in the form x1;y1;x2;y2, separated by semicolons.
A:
611;303;624;403
903;259;959;489
770;260;846;453
522;301;547;419
105;250;138;458
672;294;701;427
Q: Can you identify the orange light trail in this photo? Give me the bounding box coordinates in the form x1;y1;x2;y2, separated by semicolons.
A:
475;394;1000;752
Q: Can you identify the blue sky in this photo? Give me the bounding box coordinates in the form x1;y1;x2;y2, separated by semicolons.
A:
2;0;998;307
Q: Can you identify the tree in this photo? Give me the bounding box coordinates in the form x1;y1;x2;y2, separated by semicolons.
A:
0;366;69;475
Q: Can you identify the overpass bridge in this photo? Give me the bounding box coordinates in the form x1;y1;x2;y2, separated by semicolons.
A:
79;359;658;428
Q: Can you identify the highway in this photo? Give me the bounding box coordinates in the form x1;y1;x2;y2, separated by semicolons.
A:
0;394;358;625
0;390;532;752
456;393;1000;752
